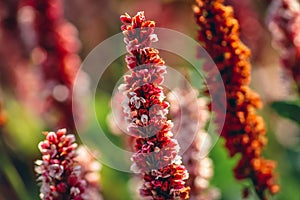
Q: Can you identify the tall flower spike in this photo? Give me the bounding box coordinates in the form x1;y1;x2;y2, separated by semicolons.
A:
27;0;84;130
35;129;87;199
266;0;300;93
168;86;220;200
194;1;280;199
119;12;190;199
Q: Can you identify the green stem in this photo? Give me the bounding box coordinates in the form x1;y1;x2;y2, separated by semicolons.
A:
0;139;31;200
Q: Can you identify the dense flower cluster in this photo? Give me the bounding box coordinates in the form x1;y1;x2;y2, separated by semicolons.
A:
35;129;88;199
194;0;279;199
266;0;300;93
119;12;190;199
26;0;83;130
168;87;220;200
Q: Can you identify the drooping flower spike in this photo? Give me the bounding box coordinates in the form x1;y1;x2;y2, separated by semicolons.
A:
168;86;220;200
119;12;190;199
266;0;300;93
194;0;279;199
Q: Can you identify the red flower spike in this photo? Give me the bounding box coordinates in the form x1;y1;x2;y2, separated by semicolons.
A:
119;12;190;200
194;0;279;199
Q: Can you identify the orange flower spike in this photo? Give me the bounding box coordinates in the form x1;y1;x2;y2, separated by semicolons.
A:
194;0;279;199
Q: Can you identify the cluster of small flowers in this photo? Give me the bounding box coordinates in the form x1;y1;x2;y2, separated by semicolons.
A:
266;0;300;93
119;12;190;199
25;0;83;130
35;129;87;199
194;0;279;199
168;86;220;200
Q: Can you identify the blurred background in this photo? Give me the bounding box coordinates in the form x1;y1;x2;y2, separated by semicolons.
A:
0;0;300;199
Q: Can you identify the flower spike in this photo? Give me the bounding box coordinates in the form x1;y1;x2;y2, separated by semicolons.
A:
27;0;85;130
35;129;102;200
266;0;300;93
168;86;220;200
194;0;280;199
119;12;190;200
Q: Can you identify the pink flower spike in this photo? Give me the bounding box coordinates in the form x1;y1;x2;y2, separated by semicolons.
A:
119;12;190;200
35;129;102;200
168;87;220;200
26;0;86;130
267;0;300;93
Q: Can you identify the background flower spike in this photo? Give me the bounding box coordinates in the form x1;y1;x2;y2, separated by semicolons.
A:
194;0;280;199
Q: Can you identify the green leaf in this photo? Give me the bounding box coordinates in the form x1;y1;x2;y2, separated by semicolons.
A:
270;100;300;125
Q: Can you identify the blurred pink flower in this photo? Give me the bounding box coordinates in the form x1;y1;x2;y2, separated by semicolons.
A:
168;87;220;200
225;0;268;61
0;0;42;111
76;146;103;200
266;0;300;93
26;0;86;130
107;91;129;136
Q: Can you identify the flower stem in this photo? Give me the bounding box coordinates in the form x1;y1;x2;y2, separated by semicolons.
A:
0;139;31;200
